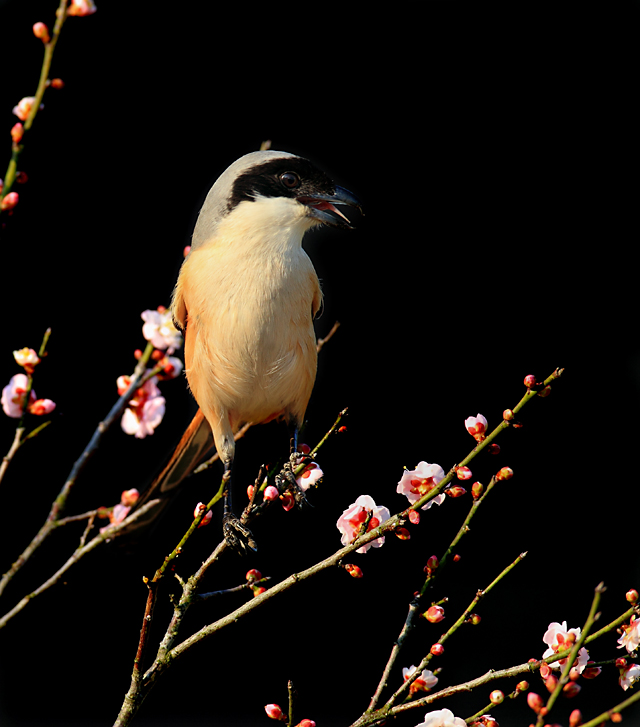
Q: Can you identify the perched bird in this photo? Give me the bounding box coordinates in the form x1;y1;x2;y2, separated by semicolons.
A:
130;150;362;551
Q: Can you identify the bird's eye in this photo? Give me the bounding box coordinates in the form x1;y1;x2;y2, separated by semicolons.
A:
280;172;300;189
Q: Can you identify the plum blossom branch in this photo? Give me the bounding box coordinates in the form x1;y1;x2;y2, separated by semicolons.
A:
1;0;69;213
0;342;154;608
0;499;159;629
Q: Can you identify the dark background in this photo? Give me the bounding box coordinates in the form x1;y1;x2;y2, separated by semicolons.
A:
0;1;639;726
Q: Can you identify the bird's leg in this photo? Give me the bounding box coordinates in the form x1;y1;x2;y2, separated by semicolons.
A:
276;423;310;508
222;460;257;553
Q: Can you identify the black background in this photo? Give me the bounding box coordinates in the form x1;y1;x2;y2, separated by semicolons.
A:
1;1;639;726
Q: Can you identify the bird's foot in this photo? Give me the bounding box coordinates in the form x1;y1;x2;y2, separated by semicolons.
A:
276;461;311;509
222;512;257;554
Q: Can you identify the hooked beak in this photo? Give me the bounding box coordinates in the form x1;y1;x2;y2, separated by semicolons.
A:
297;185;363;229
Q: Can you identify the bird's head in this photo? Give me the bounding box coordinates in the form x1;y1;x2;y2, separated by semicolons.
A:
191;150;362;249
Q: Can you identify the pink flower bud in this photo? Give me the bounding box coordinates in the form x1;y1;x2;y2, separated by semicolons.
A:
527;692;544;713
246;569;262;582
516;680;529;692
280;492;295;511
67;0;97;16
471;481;484;499
524;374;537;388
487;443;500;455
32;22;50;42
28;398;56;416
616;657;627;668
465;413;488;441
425;555;439;573
394;527;410;540
121;489;139;507
496;466;513;481
540;662;551;679
503;408;514;421
456;465;472;480
193;502;212;527
408;509;420;524
50;78;64;89
1;192;19;211
544;674;558;692
569;709;583;727
425;605;445;623
430;643;444;656
296;721;316;727
446;485;466;498
538;385;552;398
453;553;461;562
469;613;481;625
489;690;504;704
582;663;602;679
251;585;266;597
627;589;639;604
11;123;24;143
265;704;286;721
563;682;581;698
263;485;279;501
344;563;363;578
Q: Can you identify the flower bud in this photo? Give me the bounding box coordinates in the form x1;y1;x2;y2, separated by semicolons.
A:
544;674;558;692
527;692;544;713
430;643;444;656
251;585;266;597
563;682;581;698
516;680;529;692
425;555;439;573
424;605;445;623
50;78;65;89
540;662;551;679
582;663;602;679
524;374;537;388
265;704;286;721
503;409;514;421
446;485;466;498
469;613;482;625
295;721;316;727
246;569;262;582
569;709;583;727
32;22;50;42
616;657;627;668
489;690;504;704
263;485;279;501
496;466;513;481
538;385;552;398
395;527;411;540
456;465;472;480
11;123;24;143
1;192;19;210
193;502;212;527
626;589;639;604
344;563;363;578
121;489;139;507
453;553;461;562
487;443;500;455
471;481;484;499
408;509;420;524
29;398;56;416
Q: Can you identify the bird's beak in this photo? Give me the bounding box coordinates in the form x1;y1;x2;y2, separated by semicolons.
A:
297;186;363;229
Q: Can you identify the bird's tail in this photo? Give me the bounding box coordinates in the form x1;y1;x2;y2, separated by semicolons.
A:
119;408;214;537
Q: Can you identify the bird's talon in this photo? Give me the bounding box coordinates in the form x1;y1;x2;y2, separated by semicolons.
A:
222;513;257;554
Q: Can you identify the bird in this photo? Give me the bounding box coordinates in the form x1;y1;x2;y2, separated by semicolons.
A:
128;150;362;552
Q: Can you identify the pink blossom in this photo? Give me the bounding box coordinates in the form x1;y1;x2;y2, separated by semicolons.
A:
414;708;466;727
402;665;438;693
12;97;39;121
542;621;589;673
121;395;165;438
67;0;97;16
620;663;640;690
2;373;35;418
465;413;488;439
336;495;390;553
397;462;445;510
157;355;183;379
295;459;323;490
29;398;56;416
141;309;182;352
13;347;40;371
264;704;286;721
618;617;640;654
1;192;19;211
